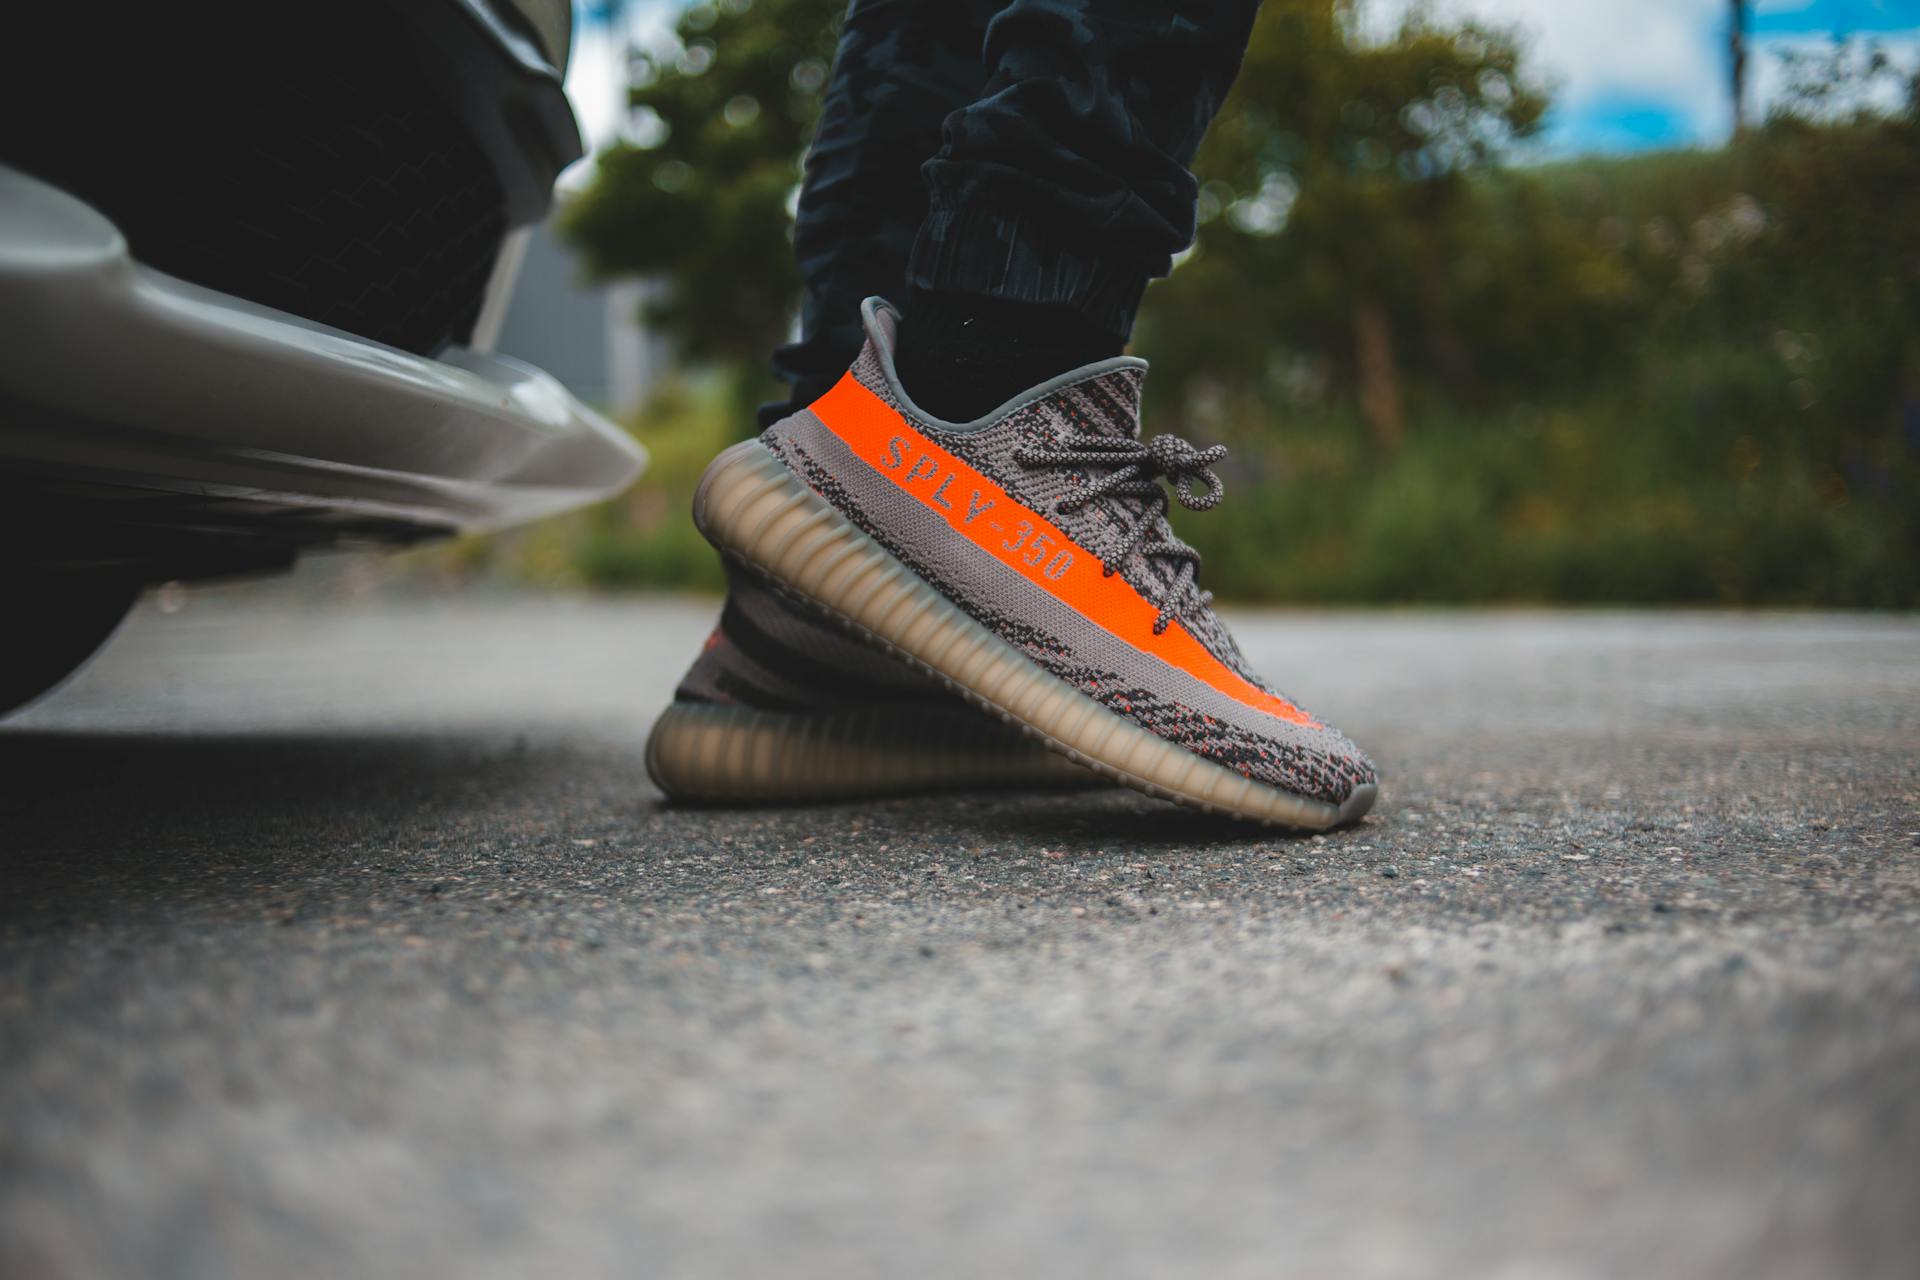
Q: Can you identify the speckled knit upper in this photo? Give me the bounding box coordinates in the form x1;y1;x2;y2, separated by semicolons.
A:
755;299;1377;807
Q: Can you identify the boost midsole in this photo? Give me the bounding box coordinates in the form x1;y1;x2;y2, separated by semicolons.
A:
646;700;1092;802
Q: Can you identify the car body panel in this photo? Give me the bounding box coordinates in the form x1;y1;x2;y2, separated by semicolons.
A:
0;167;646;536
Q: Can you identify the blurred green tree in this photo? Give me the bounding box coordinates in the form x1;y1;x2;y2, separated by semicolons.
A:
560;0;841;387
1139;0;1563;446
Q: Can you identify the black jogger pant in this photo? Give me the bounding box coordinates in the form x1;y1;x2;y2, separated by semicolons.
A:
768;0;1262;420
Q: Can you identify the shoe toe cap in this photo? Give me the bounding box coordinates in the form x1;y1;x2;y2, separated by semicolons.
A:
1269;719;1379;813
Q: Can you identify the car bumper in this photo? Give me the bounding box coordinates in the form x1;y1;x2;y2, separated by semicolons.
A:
0;166;646;541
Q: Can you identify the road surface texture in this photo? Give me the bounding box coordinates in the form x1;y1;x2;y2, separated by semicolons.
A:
2;574;1916;1279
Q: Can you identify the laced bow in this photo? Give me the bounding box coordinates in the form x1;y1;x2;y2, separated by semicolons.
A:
1014;431;1229;635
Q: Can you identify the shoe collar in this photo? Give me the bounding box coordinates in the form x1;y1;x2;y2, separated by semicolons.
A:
859;296;1151;436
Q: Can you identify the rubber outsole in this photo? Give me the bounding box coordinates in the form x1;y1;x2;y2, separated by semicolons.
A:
692;440;1378;830
646;700;1094;803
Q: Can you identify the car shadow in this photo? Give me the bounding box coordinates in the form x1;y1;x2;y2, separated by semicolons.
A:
0;726;585;823
0;726;630;919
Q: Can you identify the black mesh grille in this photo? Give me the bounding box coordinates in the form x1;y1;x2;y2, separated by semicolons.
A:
1;7;506;356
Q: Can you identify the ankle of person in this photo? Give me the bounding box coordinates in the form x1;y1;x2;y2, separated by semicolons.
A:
893;287;1124;422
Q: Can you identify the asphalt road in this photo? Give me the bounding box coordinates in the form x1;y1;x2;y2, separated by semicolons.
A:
3;576;1917;1278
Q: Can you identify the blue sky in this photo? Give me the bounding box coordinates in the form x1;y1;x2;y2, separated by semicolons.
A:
567;0;1920;169
1364;0;1920;154
1752;0;1920;34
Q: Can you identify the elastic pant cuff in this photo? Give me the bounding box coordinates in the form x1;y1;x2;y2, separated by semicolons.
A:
907;208;1150;342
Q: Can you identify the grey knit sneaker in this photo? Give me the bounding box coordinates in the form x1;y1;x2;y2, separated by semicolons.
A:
690;297;1378;828
646;565;1091;802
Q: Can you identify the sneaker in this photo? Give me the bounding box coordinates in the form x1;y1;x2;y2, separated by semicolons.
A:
690;298;1378;828
646;564;1093;802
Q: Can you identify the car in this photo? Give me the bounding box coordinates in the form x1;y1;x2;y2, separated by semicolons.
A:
0;0;647;713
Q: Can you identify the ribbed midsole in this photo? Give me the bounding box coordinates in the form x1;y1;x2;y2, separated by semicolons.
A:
646;700;1093;802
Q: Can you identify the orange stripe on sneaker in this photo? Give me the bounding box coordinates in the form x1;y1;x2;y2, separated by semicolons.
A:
808;373;1317;728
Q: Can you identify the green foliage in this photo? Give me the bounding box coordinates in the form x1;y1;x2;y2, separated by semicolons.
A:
1522;106;1920;481
561;377;736;592
1144;1;1616;409
1184;0;1548;299
559;0;840;369
1167;361;1916;607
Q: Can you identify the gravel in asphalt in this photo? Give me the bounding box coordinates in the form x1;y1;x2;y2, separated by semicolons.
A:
2;577;1917;1278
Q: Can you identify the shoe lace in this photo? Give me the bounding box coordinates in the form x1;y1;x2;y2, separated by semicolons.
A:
1013;432;1228;635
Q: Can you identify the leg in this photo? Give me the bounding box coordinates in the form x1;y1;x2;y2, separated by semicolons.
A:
767;0;1000;424
897;0;1263;419
705;0;1376;827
